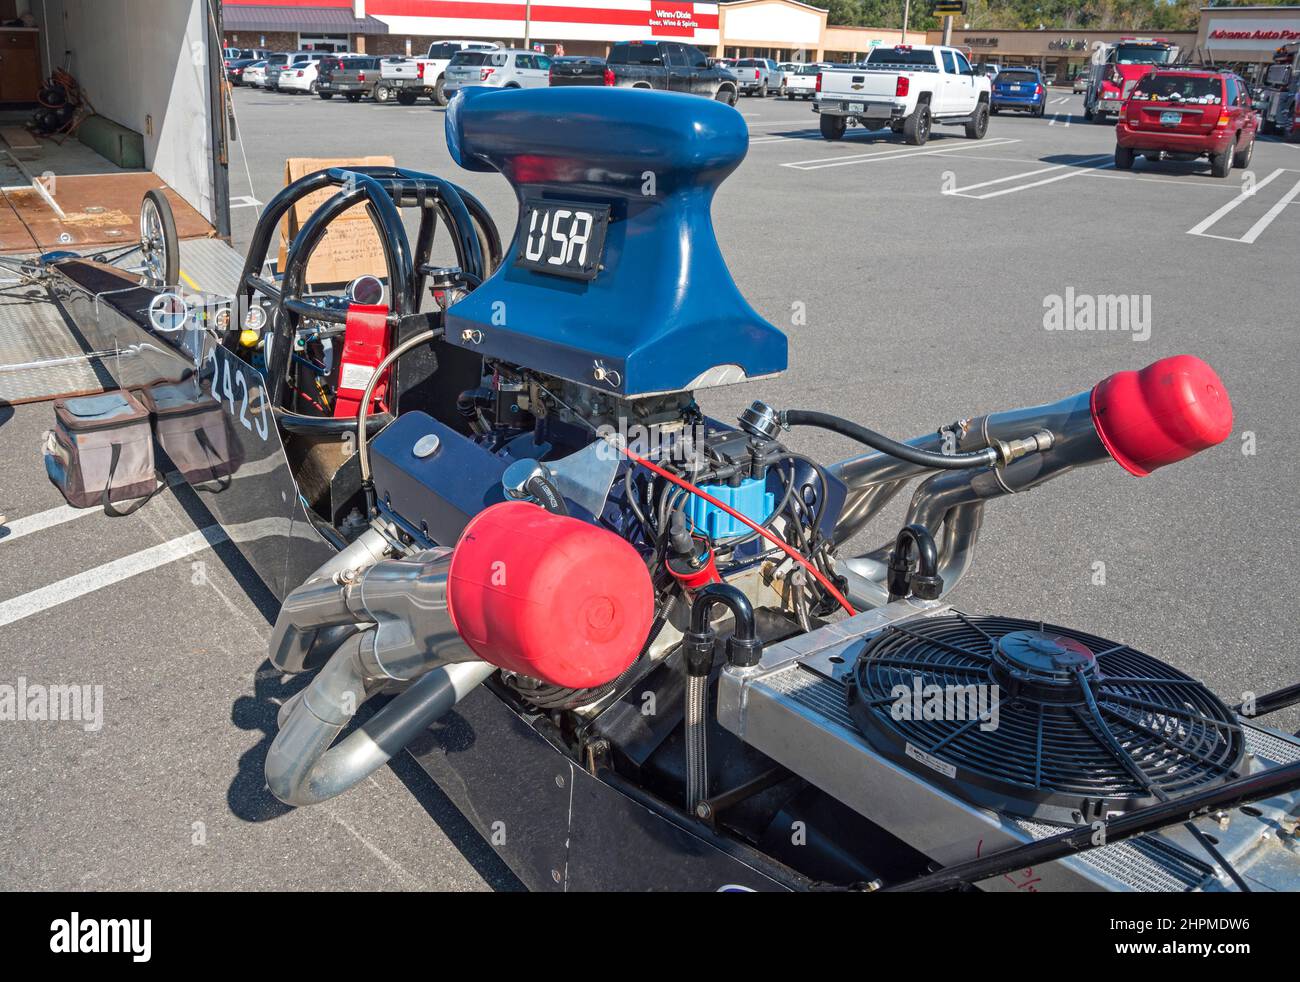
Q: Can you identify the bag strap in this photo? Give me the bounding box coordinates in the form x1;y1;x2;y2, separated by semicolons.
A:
102;442;165;518
192;428;232;492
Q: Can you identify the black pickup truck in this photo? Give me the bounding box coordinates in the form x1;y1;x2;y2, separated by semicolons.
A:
552;40;737;105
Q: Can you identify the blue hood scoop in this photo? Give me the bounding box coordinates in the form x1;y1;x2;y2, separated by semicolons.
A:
444;86;787;398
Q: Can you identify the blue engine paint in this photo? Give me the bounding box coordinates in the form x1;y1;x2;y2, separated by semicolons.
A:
443;86;787;397
687;477;774;541
369;411;510;546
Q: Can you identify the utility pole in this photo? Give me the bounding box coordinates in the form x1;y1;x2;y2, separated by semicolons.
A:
901;0;910;43
524;0;532;49
942;15;953;46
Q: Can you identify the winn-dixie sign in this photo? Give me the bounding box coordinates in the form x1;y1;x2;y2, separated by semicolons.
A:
1207;19;1300;50
649;2;704;37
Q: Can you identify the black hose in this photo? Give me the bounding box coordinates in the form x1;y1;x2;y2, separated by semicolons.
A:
782;409;998;470
886;524;943;602
684;583;761;670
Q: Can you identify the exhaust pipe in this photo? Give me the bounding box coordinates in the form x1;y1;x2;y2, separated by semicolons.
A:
834;356;1233;605
265;501;656;806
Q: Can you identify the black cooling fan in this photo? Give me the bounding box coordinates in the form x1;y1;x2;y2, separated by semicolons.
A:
844;613;1245;825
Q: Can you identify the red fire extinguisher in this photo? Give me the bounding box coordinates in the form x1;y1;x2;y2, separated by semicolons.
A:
333;303;391;418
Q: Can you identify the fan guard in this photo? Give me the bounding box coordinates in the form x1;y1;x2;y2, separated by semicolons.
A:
844;613;1245;825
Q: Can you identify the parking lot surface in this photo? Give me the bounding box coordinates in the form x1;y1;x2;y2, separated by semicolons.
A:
2;86;1296;889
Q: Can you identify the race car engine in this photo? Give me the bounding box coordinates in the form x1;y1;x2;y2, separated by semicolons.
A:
233;87;1300;890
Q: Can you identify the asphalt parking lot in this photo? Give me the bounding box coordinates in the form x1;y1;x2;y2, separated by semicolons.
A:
1;84;1297;889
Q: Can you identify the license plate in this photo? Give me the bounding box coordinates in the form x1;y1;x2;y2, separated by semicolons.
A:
1160;111;1182;126
846;102;864;112
515;198;610;281
1012;85;1024;92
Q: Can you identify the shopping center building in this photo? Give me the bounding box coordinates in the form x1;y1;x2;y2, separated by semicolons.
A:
222;1;1299;77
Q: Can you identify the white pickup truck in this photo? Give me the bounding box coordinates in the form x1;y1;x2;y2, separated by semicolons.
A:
376;39;500;106
815;44;992;144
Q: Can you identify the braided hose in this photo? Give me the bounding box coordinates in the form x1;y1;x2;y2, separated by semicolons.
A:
685;674;709;815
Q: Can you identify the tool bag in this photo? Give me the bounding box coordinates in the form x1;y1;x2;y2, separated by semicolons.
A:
138;379;244;489
43;390;163;515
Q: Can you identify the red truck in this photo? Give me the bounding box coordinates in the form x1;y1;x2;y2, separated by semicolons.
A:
1084;37;1180;123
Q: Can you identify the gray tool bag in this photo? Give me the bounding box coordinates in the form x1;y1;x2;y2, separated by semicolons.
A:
43;390;163;515
138;378;243;489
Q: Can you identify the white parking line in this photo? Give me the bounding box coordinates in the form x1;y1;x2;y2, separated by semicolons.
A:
747;117;822;127
783;137;1020;170
1051;97;1070;105
1238;177;1300;242
1187;168;1285;239
1047;114;1071;127
945;153;1112;198
0;504;93;543
0;526;228;629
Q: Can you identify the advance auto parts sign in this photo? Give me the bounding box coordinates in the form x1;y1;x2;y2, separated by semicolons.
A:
649;2;703;38
1207;19;1300;51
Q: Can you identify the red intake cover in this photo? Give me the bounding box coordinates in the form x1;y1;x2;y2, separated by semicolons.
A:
1090;355;1233;476
447;502;655;689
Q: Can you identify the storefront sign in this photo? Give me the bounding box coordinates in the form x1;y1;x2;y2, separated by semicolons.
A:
1206;19;1300;51
963;37;998;48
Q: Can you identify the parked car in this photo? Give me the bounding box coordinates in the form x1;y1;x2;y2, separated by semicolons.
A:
547;55;608;87
978;63;1001;81
603;40;737;104
317;55;382;101
267;52;318;91
1073;72;1089;94
376;40;500;106
777;62;800;95
278;58;323;95
785;63;823;100
241;60;268;87
816;44;992;144
443;49;551;99
733;58;775;97
225;54;264;85
259;53;290;89
991;67;1047;116
1114;69;1258;178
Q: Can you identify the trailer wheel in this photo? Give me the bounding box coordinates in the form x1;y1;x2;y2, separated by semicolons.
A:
318;91;333;100
903;104;931;145
964;102;989;139
139;189;179;289
346;92;362;102
433;77;448;107
396;90;418;105
375;85;393;103
820;114;846;140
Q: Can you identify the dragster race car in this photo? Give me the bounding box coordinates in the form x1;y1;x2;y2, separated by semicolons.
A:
26;87;1300;892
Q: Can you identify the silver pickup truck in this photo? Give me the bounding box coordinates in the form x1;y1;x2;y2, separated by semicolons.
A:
816;44;992;145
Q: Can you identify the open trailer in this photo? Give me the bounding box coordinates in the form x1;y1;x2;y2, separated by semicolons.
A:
0;0;230;405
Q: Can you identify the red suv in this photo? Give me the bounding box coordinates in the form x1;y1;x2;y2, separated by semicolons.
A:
1115;69;1258;178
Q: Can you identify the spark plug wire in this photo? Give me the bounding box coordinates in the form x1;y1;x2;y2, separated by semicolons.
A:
606;437;857;617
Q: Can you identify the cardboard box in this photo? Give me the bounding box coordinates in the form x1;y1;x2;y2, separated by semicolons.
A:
276;155;395;288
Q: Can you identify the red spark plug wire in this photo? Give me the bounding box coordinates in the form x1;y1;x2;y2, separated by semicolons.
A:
608;439;857;617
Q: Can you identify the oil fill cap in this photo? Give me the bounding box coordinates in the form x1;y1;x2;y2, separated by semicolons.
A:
413;433;441;458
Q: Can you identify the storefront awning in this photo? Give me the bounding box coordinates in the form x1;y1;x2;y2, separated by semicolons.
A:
222;5;390;35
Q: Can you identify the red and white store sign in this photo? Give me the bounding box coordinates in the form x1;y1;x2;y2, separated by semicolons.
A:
352;1;721;45
1205;19;1300;51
